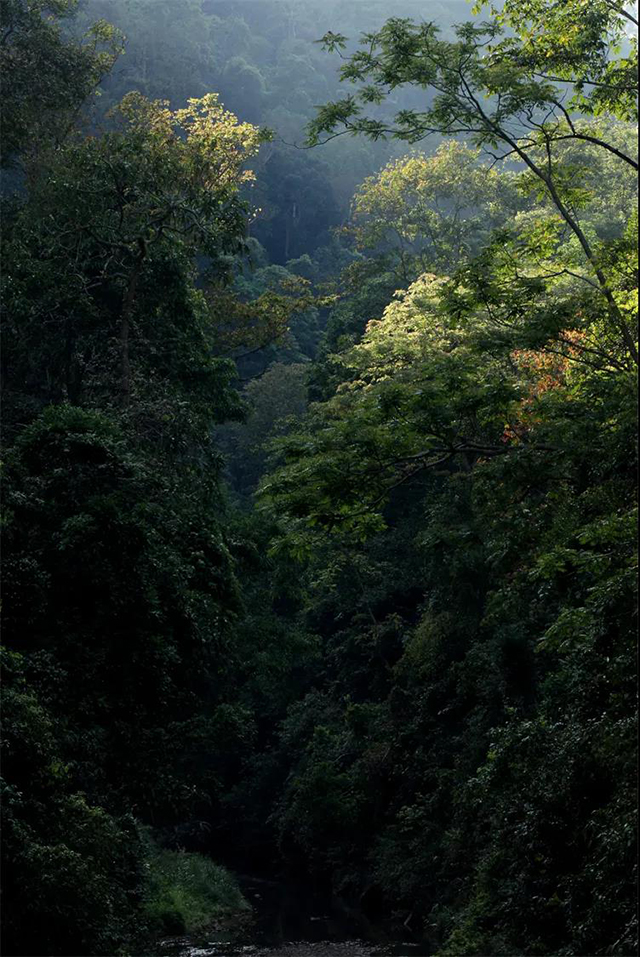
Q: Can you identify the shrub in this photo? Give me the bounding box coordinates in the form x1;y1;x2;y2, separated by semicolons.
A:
143;844;249;936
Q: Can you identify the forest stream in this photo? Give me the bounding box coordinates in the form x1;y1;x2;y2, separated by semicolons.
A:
159;878;430;957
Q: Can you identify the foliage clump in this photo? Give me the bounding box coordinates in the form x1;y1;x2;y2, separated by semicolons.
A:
142;842;249;936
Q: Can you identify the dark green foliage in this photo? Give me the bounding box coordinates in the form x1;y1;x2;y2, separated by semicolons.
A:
2;405;241;819
240;3;637;952
0;0;122;172
219;362;309;498
1;649;145;957
142;838;249;936
1;5;260;951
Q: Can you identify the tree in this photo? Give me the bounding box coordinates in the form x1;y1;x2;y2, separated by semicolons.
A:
0;0;122;172
257;221;637;955
309;5;638;364
1;86;267;954
2;92;267;438
482;0;638;122
77;0;219;108
219;362;309;497
346;141;518;281
1;649;145;957
255;11;637;933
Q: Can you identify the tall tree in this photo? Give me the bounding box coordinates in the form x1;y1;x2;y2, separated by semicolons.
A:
309;3;638;364
0;0;122;172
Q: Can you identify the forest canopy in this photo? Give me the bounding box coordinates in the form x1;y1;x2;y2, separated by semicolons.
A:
1;2;637;955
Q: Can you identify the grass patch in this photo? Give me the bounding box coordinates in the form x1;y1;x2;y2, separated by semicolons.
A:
143;845;249;936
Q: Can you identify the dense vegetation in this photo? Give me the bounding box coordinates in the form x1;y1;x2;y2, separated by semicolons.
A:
1;2;637;955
